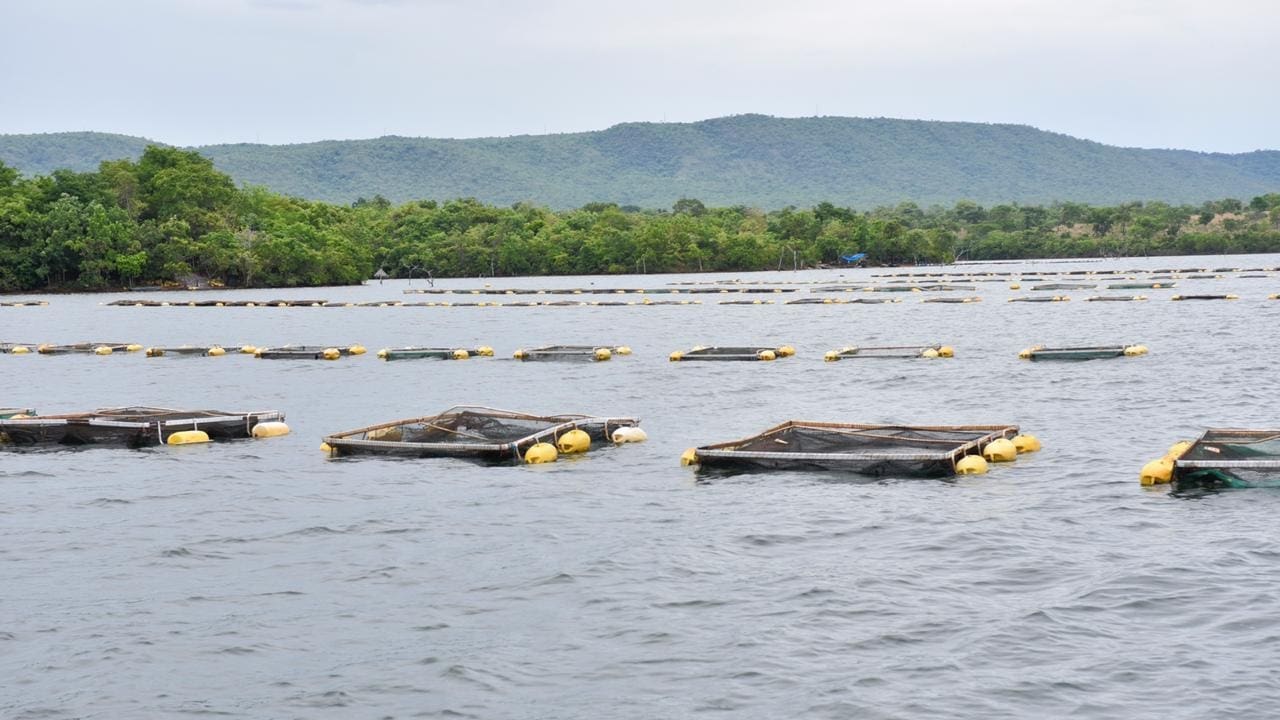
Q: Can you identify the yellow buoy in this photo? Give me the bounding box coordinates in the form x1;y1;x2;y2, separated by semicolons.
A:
937;346;955;358
348;344;366;356
982;437;1018;463
921;348;940;359
277;302;288;308
1139;457;1174;486
377;348;389;359
241;345;257;354
1226;294;1239;300
593;347;612;361
614;346;632;356
1123;344;1148;356
669;351;684;362
215;302;224;307
556;429;591;454
513;349;528;360
824;350;839;362
10;346;30;354
680;447;700;466
145;347;164;357
251;421;290;438
1009;283;1021;290
476;346;495;357
1012;434;1042;453
611;426;648;444
321;347;341;360
452;348;470;360
126;344;143;352
757;349;777;361
1018;347;1035;360
955;454;989;475
524;442;558;464
1166;440;1193;459
776;345;796;357
320;441;334;454
207;346;226;356
166;430;211;445
246;302;256;307
93;346;114;355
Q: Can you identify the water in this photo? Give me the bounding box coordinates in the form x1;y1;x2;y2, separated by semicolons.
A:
3;256;1280;719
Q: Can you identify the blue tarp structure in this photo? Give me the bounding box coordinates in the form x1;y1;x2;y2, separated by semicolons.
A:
840;253;867;264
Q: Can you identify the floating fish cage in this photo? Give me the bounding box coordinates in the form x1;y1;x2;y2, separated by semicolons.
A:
921;297;981;304
684;421;1019;477
1085;295;1147;302
37;342;141;355
0;343;39;354
1109;282;1171;289
1018;344;1147;361
1168;430;1280;490
0;300;48;307
823;344;953;361
512;345;630;361
669;345;795;362
1031;283;1096;290
255;345;366;360
1171;294;1238;301
145;346;231;357
1008;296;1069;303
0;406;286;448
719;300;775;305
378;346;494;361
322;405;642;463
0;407;34;419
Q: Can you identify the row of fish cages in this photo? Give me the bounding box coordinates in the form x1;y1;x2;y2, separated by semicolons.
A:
102;291;1280;310
0;342;1159;362
7;404;1278;492
0;300;49;307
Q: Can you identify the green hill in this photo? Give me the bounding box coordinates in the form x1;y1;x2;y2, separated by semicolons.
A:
3;115;1278;208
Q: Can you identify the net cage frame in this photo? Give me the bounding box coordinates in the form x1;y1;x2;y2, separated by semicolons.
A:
1022;345;1135;361
35;342;136;354
691;420;1018;476
1173;429;1280;489
322;405;641;461
0;406;285;447
255;345;360;359
514;345;626;361
827;344;944;360
673;346;792;361
145;346;233;357
379;347;490;360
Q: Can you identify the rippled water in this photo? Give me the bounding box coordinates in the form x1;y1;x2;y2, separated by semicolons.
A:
4;256;1280;719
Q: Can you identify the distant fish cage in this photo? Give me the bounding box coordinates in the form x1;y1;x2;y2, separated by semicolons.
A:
255;345;366;360
684;421;1019;477
1018;345;1147;361
322;405;641;463
36;342;141;355
0;406;285;448
378;346;494;361
0;407;34;419
823;344;953;361
512;345;630;361
669;345;795;362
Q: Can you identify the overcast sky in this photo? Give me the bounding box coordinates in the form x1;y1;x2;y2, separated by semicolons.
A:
2;0;1276;152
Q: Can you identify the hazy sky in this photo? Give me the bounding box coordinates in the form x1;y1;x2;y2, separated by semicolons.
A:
3;0;1276;152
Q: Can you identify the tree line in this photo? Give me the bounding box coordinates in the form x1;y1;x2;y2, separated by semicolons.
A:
1;146;1278;291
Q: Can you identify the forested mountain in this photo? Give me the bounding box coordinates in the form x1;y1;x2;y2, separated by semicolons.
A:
2;116;1278;209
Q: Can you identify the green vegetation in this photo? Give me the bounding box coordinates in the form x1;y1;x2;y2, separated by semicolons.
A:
2;146;1279;292
3;115;1279;209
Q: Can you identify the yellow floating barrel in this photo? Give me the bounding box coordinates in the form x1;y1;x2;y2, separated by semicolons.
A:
955;454;989;475
556;429;591;454
251;421;290;438
321;347;341;360
680;447;699;466
524;442;558;464
982;437;1018;463
1012;434;1042;453
167;430;211;445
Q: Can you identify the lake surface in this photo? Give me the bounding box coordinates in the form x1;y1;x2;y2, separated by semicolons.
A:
4;255;1280;719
